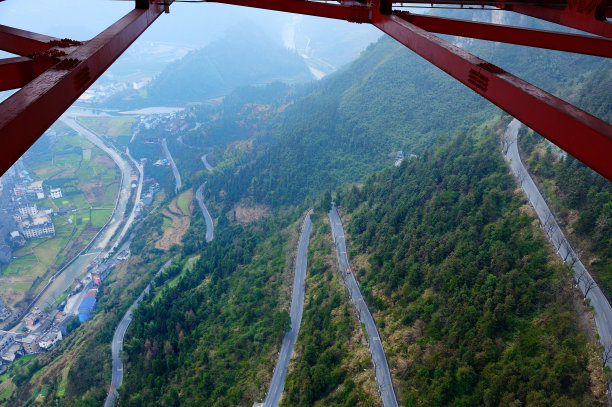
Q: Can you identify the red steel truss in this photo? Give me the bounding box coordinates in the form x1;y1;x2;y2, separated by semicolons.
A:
0;0;611;180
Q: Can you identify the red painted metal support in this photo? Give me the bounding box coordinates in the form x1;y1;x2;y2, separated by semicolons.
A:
0;0;610;181
372;12;612;180
0;1;168;176
206;0;371;22
0;57;56;91
499;2;612;37
403;13;612;57
0;25;57;56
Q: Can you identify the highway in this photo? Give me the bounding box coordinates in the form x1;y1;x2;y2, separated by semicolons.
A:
104;258;174;407
29;116;133;312
114;147;145;250
504;119;612;381
195;182;214;243
261;210;313;407
61;116;133;253
328;205;398;407
161;138;182;193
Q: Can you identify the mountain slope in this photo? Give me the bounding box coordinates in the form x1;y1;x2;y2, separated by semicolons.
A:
206;31;608;209
332;122;606;405
146;22;313;105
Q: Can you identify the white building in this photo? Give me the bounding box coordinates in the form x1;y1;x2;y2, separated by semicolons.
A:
38;329;62;349
0;332;15;355
17;202;37;217
21;215;55;239
49;188;62;199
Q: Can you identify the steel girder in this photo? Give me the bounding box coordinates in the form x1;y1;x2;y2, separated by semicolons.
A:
374;12;612;180
0;0;610;180
0;0;169;176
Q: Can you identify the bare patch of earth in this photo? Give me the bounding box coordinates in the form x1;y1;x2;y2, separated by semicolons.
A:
155;198;190;251
228;203;270;224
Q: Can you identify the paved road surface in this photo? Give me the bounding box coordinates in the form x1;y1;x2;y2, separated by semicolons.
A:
114;148;145;249
329;205;398;407
504;119;612;379
195;182;214;243
201;154;213;172
161;138;182;193
104;259;174;407
261;210;313;407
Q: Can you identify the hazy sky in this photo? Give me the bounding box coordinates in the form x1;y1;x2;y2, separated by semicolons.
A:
0;0;377;47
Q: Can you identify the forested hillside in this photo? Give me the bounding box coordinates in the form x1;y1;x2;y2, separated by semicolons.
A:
4;10;609;407
332;122;607;405
119;211;303;406
281;214;381;406
205;33;608;209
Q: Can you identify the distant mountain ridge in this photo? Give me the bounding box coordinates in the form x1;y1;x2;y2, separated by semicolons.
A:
145;22;313;105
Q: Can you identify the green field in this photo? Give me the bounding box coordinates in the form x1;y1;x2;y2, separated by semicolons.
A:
4;282;31;291
102;183;119;207
1;254;39;277
177;189;192;215
91;209;113;227
56;194;89;210
77;116;137;148
161;216;173;231
53;131;94;151
53;153;82;169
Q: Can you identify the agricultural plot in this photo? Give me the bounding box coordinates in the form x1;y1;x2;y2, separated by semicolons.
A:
177;188;193;215
91;209;113;227
77;116;137;148
0;124;121;310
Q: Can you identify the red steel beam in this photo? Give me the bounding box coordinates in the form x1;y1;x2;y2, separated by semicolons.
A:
0;25;57;56
402;13;612;57
0;2;168;176
0;57;56;91
206;0;371;22
500;4;612;37
372;12;612;180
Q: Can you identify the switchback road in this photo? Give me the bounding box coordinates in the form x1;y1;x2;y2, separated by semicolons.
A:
104;258;174;407
201;153;213;172
195;182;214;243
504;119;612;380
329;205;398;407
261;210;313;407
161;138;182;193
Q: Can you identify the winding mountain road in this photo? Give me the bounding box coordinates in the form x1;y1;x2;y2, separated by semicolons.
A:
504;119;612;380
201;153;213;172
260;210;313;407
104;258;174;407
195;182;214;243
329;205;398;407
161;138;182;193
